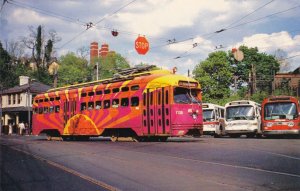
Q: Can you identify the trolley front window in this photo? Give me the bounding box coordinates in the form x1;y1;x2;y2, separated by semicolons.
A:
264;102;297;120
203;109;215;122
174;87;201;104
226;106;255;121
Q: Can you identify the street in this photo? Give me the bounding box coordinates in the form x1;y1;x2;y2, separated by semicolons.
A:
1;135;300;191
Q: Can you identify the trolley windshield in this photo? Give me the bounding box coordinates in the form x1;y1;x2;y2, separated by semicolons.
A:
264;102;297;120
226;106;255;121
174;87;201;104
203;109;215;122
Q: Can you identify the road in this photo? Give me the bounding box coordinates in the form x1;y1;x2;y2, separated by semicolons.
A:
1;135;300;191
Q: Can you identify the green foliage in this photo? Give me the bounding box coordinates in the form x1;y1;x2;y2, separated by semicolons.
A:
193;51;233;101
229;45;280;93
94;53;130;79
250;91;269;104
57;52;92;87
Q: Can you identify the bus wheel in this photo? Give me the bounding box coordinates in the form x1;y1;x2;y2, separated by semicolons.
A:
214;134;221;138
158;137;168;142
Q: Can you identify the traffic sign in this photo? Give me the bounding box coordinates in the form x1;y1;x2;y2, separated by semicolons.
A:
135;36;149;55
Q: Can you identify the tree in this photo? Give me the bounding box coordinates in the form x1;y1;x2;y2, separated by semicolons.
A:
57;52;92;87
229;46;280;94
0;41;14;88
94;53;130;80
193;51;233;102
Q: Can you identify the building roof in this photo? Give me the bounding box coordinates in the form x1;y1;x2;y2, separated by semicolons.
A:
0;81;51;95
2;106;32;112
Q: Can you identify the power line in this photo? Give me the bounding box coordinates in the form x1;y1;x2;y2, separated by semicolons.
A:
171;4;300;60
7;0;88;26
226;0;275;28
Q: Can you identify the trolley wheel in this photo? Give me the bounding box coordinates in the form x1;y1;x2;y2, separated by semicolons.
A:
46;135;52;141
110;136;118;142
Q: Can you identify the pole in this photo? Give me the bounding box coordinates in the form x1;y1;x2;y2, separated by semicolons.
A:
27;80;31;134
0;87;2;136
96;61;99;81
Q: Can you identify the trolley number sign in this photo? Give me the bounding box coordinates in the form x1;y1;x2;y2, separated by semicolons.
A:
135;36;149;55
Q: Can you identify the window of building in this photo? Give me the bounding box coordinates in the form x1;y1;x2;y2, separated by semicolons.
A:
8;94;11;105
13;94;16;104
17;94;21;104
131;97;139;107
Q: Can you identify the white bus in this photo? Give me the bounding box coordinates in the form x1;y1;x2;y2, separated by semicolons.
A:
224;100;262;138
202;103;225;137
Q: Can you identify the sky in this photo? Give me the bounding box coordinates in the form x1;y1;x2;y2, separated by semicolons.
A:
1;0;300;75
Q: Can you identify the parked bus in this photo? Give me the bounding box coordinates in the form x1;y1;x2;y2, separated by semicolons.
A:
262;96;300;137
202;103;225;137
32;66;203;141
224;100;262;138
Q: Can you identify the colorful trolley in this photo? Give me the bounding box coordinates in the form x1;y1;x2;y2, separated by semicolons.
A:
32;66;203;141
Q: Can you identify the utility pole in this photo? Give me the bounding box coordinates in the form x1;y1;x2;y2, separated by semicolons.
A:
0;85;3;136
27;79;31;134
96;61;99;80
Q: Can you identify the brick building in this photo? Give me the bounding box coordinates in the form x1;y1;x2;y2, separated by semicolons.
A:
274;67;300;96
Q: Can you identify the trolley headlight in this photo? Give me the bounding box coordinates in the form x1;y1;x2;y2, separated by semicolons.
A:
192;113;197;119
266;122;273;127
288;122;294;127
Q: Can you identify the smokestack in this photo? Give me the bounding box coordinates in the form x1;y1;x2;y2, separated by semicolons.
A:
90;42;99;64
99;43;109;57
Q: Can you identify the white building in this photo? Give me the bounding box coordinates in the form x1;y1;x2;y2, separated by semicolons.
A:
0;76;50;134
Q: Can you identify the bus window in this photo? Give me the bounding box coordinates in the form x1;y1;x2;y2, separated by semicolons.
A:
174;87;200;104
49;106;54;113
39;99;44;103
150;92;153;105
121;87;129;92
113;88;120;93
104;89;111;94
131;97;139;107
44;98;49;102
166;90;169;104
131;85;139;91
55;106;60;113
55;97;60;101
81;103;87;111
104;100;110;109
121;98;129;107
44;107;49;113
95;101;101;109
96;90;102;95
38;107;43;114
112;99;119;108
81;92;87;97
88;92;94;97
88;102;94;110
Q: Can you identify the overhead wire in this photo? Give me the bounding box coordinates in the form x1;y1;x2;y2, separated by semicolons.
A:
172;3;300;60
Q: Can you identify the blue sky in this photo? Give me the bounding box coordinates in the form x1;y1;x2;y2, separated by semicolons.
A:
1;0;300;75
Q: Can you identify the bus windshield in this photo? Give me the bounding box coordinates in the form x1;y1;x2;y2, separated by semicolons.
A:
203;109;215;122
264;102;297;120
226;106;255;121
174;87;201;104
